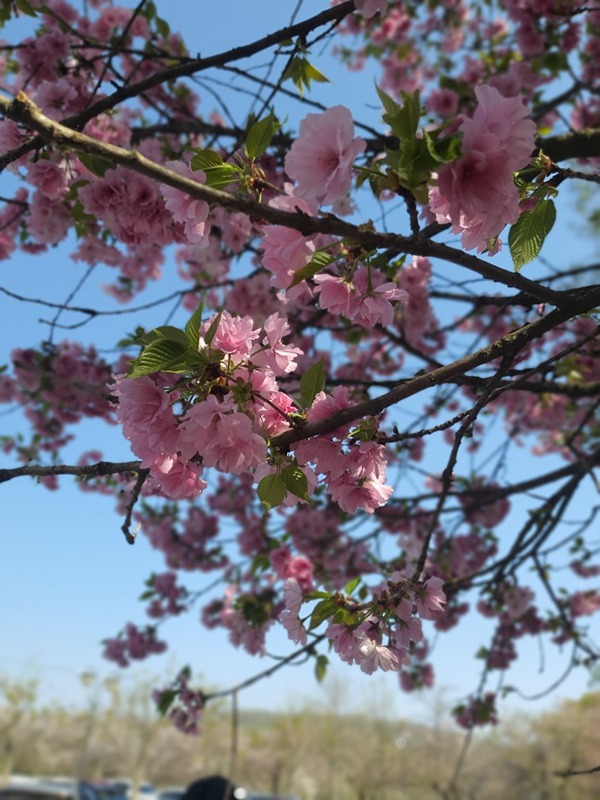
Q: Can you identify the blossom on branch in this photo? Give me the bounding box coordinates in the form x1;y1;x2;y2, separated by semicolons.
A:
429;85;537;252
284;105;366;205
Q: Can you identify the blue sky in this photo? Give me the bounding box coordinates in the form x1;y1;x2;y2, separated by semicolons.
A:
1;0;599;724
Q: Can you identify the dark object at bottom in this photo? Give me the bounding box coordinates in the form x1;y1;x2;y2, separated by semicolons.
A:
181;777;235;800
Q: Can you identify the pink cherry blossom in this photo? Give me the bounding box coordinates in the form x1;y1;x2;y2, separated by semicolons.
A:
429;85;536;252
282;577;304;616
313;273;358;318
355;635;401;674
261;188;317;289
150;454;207;500
250;313;303;375
160;160;210;245
354;0;388;19
284;106;366;205
27;160;68;200
328;474;393;514
279;609;308;645
413;576;447;620
201;310;260;362
178;394;266;474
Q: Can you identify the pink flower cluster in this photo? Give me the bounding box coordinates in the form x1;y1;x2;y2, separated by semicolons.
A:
103;623;167;668
314;264;408;327
146;571;188;619
454;692;499;729
279;576;309;646
429;85;537;252
152;668;204;736
295;388;393;514
323;575;446;676
113;310;306;501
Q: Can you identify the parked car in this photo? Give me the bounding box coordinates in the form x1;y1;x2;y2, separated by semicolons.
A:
0;783;72;800
0;776;142;800
101;782;157;800
0;779;112;800
157;787;185;800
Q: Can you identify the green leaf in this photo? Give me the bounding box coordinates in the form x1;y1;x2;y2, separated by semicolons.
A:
251;553;271;575
257;473;286;511
155;15;170;38
184;303;204;349
191;148;225;171
15;0;37;16
289;250;334;288
376;85;402;119
300;358;325;409
343;577;361;596
156;689;177;716
203;309;223;347
377;86;421;141
78;152;112;177
245;113;278;161
308;597;337;630
282;55;329;97
280;464;310;502
128;338;190;378
314;654;329;683
304;590;331;600
422;129;462;165
190;149;241;189
147;325;190;349
508;199;556;272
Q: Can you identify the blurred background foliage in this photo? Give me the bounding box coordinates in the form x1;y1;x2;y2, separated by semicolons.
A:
1;673;599;799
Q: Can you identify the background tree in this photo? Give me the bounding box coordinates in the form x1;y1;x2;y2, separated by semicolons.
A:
0;0;599;748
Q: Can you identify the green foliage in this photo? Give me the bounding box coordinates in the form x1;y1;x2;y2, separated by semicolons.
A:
289;250;334;288
128;338;192;378
309;597;338;630
300;358;325;409
78;152;113;177
257;473;287;511
190;149;242;189
508;199;557;272
314;654;329;682
0;0;36;27
184;303;204;349
371;87;461;202
128;319;209;378
245;113;279;161
155;689;177;715
282;54;329;96
202;309;223;347
280;463;311;503
343;577;361;595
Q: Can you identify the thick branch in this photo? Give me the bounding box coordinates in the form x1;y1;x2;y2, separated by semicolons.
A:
273;287;600;449
540;128;600;162
0;93;567;307
0;2;355;170
0;461;145;484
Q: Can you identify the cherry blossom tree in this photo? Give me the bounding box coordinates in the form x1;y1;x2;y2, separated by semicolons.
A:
1;0;599;740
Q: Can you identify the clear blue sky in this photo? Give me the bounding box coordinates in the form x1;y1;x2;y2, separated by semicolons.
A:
1;0;598;726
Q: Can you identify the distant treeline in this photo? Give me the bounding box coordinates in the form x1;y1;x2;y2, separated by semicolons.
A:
1;675;599;799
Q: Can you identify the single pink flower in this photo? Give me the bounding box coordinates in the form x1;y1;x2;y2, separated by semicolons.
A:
160;160;210;245
413;577;447;620
284;106;366;205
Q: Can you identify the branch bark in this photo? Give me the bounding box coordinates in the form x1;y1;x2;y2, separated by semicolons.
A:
0;92;569;306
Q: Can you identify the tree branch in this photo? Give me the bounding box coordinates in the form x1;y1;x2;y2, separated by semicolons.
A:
0;92;569;307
